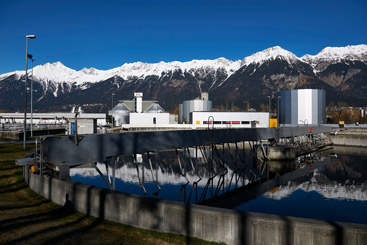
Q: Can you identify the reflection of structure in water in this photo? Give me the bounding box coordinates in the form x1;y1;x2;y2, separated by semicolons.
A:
71;144;262;202
254;133;332;163
71;143;331;204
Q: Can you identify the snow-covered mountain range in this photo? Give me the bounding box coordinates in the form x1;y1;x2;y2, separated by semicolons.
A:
2;44;366;86
1;44;366;112
0;58;241;85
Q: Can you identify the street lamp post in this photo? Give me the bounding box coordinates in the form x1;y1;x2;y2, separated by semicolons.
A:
31;57;34;137
24;35;36;150
27;54;35;137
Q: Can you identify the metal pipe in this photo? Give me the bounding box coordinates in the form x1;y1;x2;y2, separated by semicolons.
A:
111;93;115;127
24;35;36;149
74;106;79;145
277;96;281;127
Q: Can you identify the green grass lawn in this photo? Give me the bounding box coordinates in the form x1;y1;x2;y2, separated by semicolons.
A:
0;143;220;245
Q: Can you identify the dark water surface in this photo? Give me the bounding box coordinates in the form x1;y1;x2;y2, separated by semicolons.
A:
71;146;367;224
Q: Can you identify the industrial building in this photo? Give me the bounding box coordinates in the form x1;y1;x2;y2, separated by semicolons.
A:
0;112;106;126
179;93;213;124
178;93;269;127
68;118;97;135
109;92;169;126
191;111;269;127
278;89;326;125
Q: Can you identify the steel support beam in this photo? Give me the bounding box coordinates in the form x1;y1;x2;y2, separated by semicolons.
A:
40;126;331;166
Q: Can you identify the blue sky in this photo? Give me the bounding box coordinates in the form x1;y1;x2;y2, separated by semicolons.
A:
0;0;366;74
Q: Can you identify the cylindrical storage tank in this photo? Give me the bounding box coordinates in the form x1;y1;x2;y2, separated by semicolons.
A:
109;103;131;126
278;89;325;125
114;111;130;125
182;101;190;124
182;99;213;124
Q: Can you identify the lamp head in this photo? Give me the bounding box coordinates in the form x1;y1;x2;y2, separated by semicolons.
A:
26;35;36;39
27;54;33;59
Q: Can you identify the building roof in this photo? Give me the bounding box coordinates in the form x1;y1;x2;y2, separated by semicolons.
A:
111;100;164;113
110;103;130;112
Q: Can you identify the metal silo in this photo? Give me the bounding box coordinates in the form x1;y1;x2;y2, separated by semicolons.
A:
178;104;183;123
278;89;325;125
109;103;131;126
145;103;165;113
181;99;212;124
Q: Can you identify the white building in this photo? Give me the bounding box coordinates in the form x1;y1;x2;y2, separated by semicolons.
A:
0;112;106;126
129;113;169;125
109;92;169;126
191;111;269;127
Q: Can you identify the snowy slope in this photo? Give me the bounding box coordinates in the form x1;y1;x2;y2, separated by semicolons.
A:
0;58;241;85
112;58;241;80
301;44;367;72
1;45;366;85
240;46;301;67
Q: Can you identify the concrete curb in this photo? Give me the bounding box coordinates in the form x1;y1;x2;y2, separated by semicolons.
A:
25;170;367;244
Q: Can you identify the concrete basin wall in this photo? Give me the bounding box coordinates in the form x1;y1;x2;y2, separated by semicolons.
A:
329;134;367;147
25;170;367;245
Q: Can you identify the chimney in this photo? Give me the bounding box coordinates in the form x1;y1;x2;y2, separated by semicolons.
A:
134;92;143;113
201;92;209;101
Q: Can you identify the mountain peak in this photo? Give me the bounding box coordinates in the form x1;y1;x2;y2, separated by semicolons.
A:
42;61;69;68
301;44;367;72
302;44;367;60
318;44;367;58
31;61;76;83
241;46;299;67
81;67;99;75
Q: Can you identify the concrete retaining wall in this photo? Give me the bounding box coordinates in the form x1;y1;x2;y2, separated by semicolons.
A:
329;134;367;147
0;131;22;140
25;170;367;245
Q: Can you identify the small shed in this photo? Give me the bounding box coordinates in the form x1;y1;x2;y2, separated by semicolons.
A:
68;118;97;135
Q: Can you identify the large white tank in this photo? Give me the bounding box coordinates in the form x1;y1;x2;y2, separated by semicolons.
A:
182;99;212;124
278;89;326;125
109;103;130;125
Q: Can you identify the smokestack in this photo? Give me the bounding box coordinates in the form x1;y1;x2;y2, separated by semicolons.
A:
201;92;209;101
134;92;143;113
